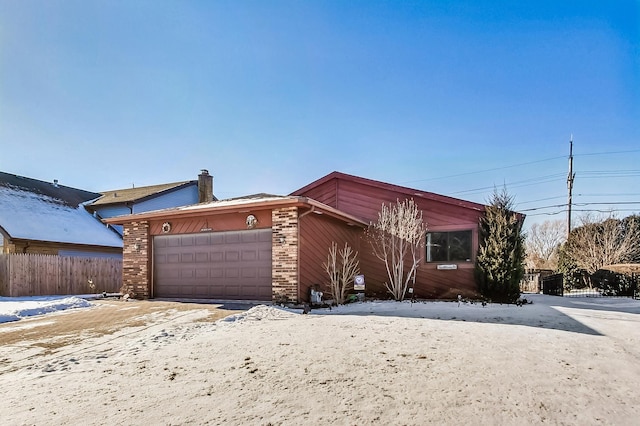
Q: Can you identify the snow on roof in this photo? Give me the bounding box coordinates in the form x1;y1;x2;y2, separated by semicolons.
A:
0;171;100;207
0;186;123;248
179;195;294;211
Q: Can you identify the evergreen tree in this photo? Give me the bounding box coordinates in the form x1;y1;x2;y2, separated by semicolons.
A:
475;187;525;303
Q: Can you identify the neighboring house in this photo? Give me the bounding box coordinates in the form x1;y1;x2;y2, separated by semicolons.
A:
0;169;215;259
0;172;122;258
86;169;215;235
520;269;554;293
106;171;495;302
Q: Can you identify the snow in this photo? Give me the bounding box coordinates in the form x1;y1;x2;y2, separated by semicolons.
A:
0;185;122;247
179;195;294;211
0;295;93;323
1;294;639;424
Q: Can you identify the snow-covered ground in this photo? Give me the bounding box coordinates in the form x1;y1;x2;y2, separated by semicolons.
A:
0;295;93;324
1;294;639;425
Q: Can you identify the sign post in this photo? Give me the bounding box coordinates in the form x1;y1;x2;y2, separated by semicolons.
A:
354;275;365;301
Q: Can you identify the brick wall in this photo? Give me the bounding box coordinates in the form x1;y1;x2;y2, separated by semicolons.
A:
122;220;150;298
272;207;299;302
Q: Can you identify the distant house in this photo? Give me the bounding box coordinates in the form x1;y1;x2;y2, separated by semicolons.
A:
0;172;122;258
86;169;215;235
105;171;495;302
0;169;216;259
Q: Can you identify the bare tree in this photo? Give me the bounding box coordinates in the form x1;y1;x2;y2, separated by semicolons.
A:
562;214;640;287
368;199;427;301
525;220;566;270
323;241;360;305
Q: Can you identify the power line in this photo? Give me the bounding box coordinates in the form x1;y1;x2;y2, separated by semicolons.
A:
401;155;565;184
575;149;640;157
517;195;566;205
399;145;640;219
520;201;640;212
574;201;640;206
403;147;640;186
526;208;640;217
578;192;640;196
450;173;565;195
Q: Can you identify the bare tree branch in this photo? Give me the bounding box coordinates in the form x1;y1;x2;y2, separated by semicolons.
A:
525;220;566;270
368;199;427;301
323;241;360;305
563;214;640;286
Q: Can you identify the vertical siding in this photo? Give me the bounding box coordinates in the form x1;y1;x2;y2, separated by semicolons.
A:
298;184;338;209
0;254;8;295
298;213;363;302
298;176;484;299
148;211;273;236
0;254;122;297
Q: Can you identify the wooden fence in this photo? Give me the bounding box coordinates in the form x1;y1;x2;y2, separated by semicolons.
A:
0;254;122;297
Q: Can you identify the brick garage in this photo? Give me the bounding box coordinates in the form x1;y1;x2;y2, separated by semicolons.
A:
107;172;493;303
106;196;366;302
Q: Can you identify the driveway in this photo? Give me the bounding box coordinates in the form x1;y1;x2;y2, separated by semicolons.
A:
0;298;247;372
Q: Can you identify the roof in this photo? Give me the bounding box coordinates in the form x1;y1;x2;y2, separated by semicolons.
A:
88;181;196;207
0;171;100;207
291;171;487;212
0;176;123;248
103;195;369;227
601;264;640;274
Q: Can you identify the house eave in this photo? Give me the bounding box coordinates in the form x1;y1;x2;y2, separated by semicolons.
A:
87;181;199;209
291;171;488;212
5;236;122;250
103;196;369;228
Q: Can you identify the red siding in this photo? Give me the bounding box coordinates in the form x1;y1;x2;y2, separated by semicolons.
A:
295;174;485;299
149;211;273;236
299;184;337;209
298;213;362;302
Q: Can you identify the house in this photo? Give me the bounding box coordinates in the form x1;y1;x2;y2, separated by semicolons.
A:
0;171;122;257
0;169;216;259
291;171;488;299
86;169;215;235
105;171;491;302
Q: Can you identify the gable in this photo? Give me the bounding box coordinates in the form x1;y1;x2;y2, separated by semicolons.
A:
291;171;486;228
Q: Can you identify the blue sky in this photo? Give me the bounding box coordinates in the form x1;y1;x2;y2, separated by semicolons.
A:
1;1;638;229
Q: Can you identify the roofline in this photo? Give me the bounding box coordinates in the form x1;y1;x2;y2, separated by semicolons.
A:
291;171;488;212
87;181;200;208
4;236;123;249
103;196;369;228
0;223;12;240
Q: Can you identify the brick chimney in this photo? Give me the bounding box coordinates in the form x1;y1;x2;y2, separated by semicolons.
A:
198;169;214;203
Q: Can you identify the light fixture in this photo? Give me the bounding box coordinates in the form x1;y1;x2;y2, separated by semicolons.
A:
246;214;258;229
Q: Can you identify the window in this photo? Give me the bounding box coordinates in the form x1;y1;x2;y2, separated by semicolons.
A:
426;230;473;262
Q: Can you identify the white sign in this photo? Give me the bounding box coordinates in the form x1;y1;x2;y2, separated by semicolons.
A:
437;264;458;270
354;275;365;291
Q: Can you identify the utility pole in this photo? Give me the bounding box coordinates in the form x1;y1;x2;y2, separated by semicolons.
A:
566;135;575;239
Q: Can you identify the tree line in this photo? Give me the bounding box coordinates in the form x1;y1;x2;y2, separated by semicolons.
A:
527;214;640;291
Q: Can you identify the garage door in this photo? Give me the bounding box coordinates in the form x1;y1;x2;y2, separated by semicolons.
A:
153;229;272;300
